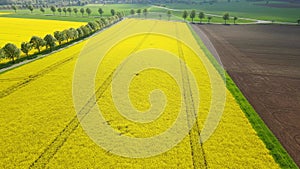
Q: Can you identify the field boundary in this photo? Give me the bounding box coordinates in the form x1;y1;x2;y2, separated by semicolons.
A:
0;18;125;73
187;24;298;168
0;19;135;100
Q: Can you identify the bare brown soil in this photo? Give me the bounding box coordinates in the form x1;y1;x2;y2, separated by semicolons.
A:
192;24;300;166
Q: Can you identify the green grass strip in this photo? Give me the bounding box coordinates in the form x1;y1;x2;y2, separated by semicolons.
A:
187;23;298;169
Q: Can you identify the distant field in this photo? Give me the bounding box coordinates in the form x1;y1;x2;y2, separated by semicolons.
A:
1;1;298;23
0;4;150;22
0;17;85;47
166;1;300;23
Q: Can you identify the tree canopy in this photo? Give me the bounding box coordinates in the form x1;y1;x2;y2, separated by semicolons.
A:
2;43;20;62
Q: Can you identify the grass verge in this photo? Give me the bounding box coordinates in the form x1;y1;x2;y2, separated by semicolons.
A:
187;23;298;169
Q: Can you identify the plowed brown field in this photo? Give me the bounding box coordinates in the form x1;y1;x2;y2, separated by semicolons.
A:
192;24;300;166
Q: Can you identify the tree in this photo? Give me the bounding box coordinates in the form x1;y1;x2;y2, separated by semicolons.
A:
130;9;135;15
69;28;78;40
73;8;78;15
223;13;230;24
143;8;148;18
86;8;92;16
76;27;84;37
233;16;238;24
88;21;100;31
40;7;45;14
21;42;33;56
58;8;62;15
63;7;67;16
28;5;33;13
136;9;141;17
50;6;56;15
30;36;45;53
265;0;269;4
207;16;212;23
0;49;4;60
198;12;205;24
44;34;56;51
54;31;66;45
167;10;172;21
182;10;188;21
67;8;72;16
80;8;84;16
298;19;300;24
2;43;20;62
100;18;108;26
12;5;17;13
190;10;196;23
116;12;122;19
98;8;104;17
96;20;104;28
158;14;162;20
63;30;72;42
81;25;91;36
110;9;115;16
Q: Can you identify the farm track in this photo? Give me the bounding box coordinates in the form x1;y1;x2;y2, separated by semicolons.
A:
0;19;134;99
175;24;208;169
193;24;300;167
29;21;158;169
0;57;74;99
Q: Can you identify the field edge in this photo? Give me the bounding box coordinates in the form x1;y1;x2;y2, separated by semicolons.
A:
187;23;298;169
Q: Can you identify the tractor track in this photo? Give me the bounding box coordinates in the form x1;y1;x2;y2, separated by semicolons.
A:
175;23;208;169
0;19;135;99
29;21;158;169
0;56;74;99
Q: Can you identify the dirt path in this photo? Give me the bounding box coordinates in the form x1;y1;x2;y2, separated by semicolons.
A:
192;24;300;166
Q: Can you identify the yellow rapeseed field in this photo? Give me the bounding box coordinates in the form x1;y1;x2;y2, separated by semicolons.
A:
0;12;10;15
0;17;85;47
0;19;280;168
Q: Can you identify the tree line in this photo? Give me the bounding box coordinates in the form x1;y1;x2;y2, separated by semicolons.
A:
10;5;119;18
128;8;172;20
0;14;123;64
182;10;237;24
127;8;237;24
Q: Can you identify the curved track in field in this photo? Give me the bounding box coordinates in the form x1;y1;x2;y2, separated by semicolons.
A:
0;19;134;99
29;20;158;169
